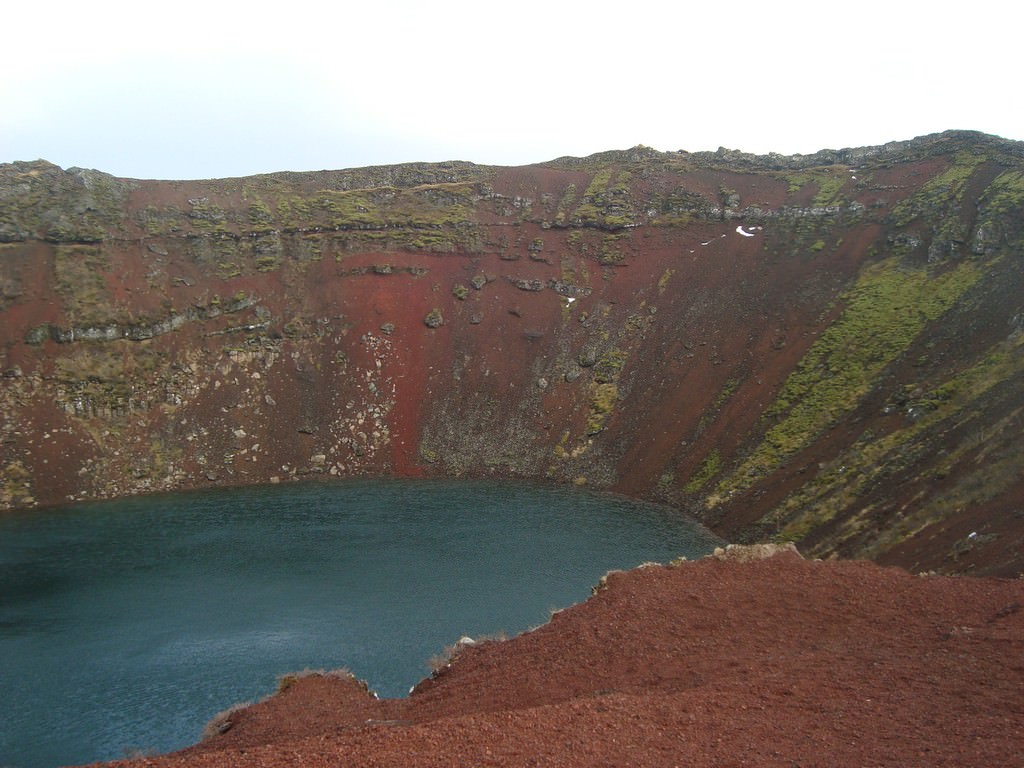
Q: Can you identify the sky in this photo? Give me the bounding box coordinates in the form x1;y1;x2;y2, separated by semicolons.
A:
2;0;1019;180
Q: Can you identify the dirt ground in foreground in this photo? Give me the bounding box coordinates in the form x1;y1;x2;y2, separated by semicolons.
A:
92;548;1023;767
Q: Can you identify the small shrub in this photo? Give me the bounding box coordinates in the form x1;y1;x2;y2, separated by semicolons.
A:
201;701;251;741
427;633;507;674
276;667;353;693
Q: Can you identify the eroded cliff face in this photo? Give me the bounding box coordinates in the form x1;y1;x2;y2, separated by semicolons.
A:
1;131;1022;575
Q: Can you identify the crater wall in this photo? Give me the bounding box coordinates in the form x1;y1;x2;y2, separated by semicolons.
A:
2;131;1022;575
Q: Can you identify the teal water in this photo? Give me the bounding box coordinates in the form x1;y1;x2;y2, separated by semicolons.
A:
0;479;722;768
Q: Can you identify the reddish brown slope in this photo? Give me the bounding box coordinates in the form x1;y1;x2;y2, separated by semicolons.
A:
94;547;1024;768
1;131;1022;575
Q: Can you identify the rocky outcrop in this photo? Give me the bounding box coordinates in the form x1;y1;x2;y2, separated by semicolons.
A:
0;161;134;243
1;130;1022;575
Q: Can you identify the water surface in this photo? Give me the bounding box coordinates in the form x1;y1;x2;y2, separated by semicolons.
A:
0;479;722;767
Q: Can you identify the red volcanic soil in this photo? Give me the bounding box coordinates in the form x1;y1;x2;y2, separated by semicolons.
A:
95;547;1024;768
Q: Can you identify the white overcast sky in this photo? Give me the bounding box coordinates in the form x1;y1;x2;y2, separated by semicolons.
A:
2;0;1019;180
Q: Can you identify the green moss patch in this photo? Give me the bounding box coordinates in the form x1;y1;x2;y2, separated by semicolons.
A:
711;255;985;504
767;331;1024;551
573;169;635;230
891;151;986;227
586;382;619;435
776;168;848;207
54;245;115;324
684;449;722;493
